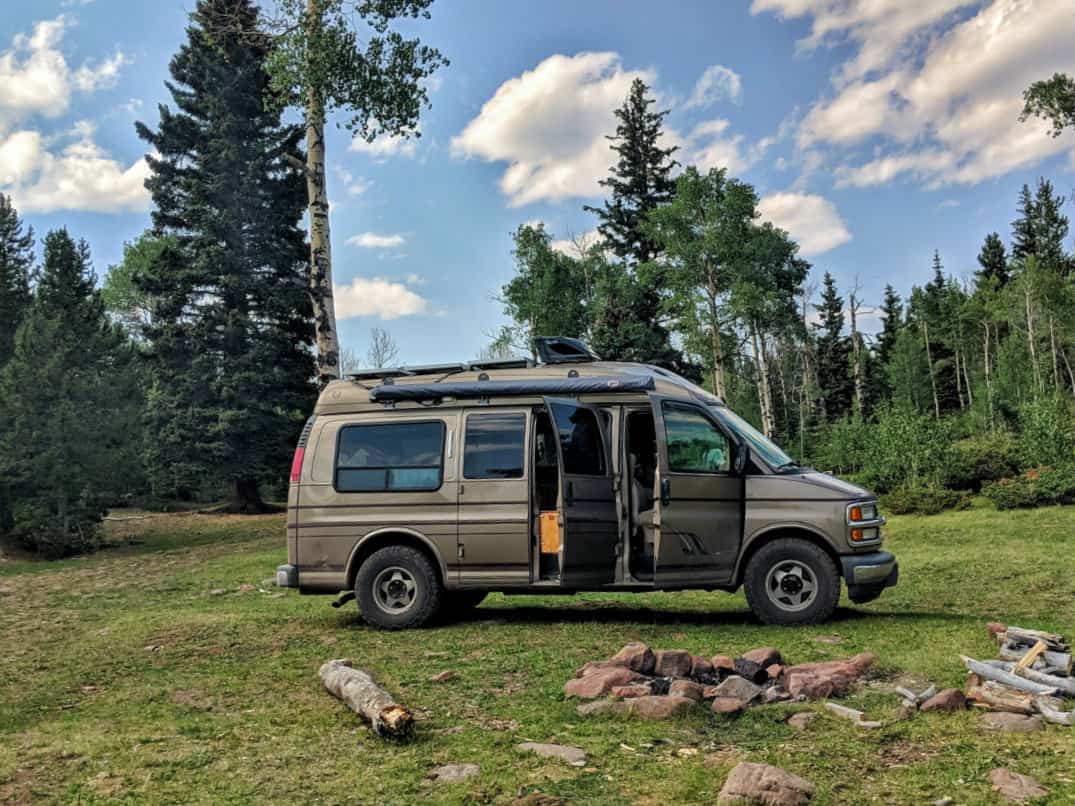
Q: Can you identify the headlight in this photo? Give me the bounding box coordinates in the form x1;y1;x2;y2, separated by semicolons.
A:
848;503;878;523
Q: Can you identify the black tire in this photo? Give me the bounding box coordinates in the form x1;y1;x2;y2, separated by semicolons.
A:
743;538;840;626
355;545;443;630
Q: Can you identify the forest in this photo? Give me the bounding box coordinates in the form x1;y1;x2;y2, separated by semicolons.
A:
1;0;1074;558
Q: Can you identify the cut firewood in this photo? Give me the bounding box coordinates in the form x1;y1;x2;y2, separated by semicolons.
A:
1036;698;1075;726
998;641;1073;676
962;656;1060;696
1015;640;1048;673
965;681;1037;714
1003;626;1070;653
319;659;414;740
985;661;1075;696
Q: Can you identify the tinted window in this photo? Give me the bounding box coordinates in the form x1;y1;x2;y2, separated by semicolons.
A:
336;422;444;492
463;413;525;479
663;404;730;473
549;402;605;476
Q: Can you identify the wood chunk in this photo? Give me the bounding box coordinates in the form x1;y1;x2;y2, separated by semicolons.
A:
319;659;414;739
965;681;1037;715
961;656;1060;696
1003;626;1069;652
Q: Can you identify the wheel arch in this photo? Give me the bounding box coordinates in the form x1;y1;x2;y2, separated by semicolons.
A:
345;528;448;591
734;524;842;586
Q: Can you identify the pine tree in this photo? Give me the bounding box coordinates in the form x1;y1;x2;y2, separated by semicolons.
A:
0;230;141;556
1030;178;1070;274
976;232;1009;287
813;272;853;420
1011;184;1037;261
584;78;684;369
136;0;315;511
0;194;34;367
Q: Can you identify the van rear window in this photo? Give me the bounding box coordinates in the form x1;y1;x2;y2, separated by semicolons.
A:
464;413;525;479
335;421;444;492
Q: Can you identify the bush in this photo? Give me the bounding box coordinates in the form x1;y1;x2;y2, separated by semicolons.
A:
858;406;954;493
1018;396;1075;468
882;486;970;516
982;465;1075;510
940;434;1021;492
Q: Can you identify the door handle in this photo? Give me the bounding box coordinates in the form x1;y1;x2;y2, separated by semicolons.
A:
565;481;574;507
660;478;671;507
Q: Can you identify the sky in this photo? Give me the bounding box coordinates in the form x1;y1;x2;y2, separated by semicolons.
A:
2;0;1074;365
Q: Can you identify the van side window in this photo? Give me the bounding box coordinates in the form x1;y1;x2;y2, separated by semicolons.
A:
335;421;445;492
663;403;730;474
463;413;525;479
548;402;606;476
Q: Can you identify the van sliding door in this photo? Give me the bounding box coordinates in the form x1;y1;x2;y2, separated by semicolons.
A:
543;398;618;587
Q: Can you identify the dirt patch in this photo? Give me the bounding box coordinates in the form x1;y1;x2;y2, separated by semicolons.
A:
171;688;217;711
878;740;942;769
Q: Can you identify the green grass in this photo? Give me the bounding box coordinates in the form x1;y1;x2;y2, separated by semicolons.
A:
1;505;1074;805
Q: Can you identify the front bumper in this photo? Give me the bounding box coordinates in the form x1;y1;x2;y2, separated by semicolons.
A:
840;551;899;604
276;563;298;588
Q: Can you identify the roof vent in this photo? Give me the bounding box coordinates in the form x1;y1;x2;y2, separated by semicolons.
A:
534;336;600;365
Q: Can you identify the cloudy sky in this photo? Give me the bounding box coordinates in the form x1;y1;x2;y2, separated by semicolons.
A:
2;0;1074;363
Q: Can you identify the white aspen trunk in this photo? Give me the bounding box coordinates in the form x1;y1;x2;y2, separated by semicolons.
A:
319;659;414;739
954;346;965;410
706;272;727;400
1049;316;1060;389
849;294;865;418
1025;284;1042;394
751;323;775;437
922;320;941;420
961;345;973;407
983;322;995;429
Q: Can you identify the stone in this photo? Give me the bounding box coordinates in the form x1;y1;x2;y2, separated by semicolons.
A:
734;658;769;684
238;583;255;592
933;798;954;806
622;695;696;719
711;697;747;715
577;700;619;716
980;712;1043;733
920;688;965;713
610;641;656;674
427;764;480;783
766;664;784;680
987;622;1007;640
209;588;227;596
430;670;458;683
893;703;917;722
787;712;815;731
654;649;693;678
610;683;651;700
783;653;875;700
717;761;815;805
691;655;714;678
711;675;764;704
668;679;706;701
564;666;642;699
742;647;782;667
711;654;736;673
517;742;587;767
989;768;1048;803
574;660;628;678
762;686;791;704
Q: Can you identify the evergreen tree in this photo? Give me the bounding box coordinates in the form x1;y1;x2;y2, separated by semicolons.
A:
813;272;853;420
136;0;315;511
868;284;903;406
0;194;34;367
1011;184;1037;261
976;232;1009;288
0;230;141;556
584;78;683;369
1030;178;1070;274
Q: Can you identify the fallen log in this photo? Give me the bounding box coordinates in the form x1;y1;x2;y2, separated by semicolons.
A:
998;642;1073;676
965;681;1036;715
961;656;1060;696
1003;626;1070;653
319;659;414;740
982;661;1075;697
1036;698;1075;726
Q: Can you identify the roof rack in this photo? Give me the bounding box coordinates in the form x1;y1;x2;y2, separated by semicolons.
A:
347;362;467;382
347;367;410;381
369;375;655;403
468;357;534;371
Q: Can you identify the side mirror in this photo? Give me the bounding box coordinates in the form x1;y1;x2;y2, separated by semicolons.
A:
734;441;750;476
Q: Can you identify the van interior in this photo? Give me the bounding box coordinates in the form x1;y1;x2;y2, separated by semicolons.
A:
533;409;561;580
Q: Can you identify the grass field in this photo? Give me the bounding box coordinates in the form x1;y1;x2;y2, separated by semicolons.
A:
1;504;1074;805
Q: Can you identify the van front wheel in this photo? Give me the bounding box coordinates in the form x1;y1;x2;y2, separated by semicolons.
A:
355;545;443;630
743;539;840;625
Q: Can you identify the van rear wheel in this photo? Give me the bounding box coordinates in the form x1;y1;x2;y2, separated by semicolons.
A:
743;538;840;625
355;545;442;630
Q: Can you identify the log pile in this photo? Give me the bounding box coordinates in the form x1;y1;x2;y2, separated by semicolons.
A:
962;624;1075;727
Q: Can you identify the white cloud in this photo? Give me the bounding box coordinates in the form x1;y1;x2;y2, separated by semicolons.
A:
685;64;743;109
346;232;406;249
349;128;419;160
763;0;1075;189
0;121;149;213
333;165;371;196
453;53;765;207
0;16;128;122
550;228;602;257
334;276;429;320
758;191;852;256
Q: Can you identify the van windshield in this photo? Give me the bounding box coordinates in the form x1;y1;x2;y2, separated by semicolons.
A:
710;407;797;471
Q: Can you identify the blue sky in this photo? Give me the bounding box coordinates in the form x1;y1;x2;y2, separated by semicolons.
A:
2;0;1074;364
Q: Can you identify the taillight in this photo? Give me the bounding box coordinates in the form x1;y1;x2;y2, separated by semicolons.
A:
290;446;305;483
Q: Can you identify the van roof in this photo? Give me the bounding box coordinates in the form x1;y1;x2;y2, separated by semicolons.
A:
314;359;723;415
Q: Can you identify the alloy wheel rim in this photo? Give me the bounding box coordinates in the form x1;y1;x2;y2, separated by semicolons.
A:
372;566;418;615
764;560;818;612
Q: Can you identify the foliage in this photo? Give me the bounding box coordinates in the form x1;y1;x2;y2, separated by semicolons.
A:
0;230;142;557
881;485;969;515
135;0;316;510
982;465;1075;510
813;272;852;420
940;434;1021;492
1021;71;1075;138
0;193;34;368
860;406;953;493
101;232;175;337
1017;395;1075;468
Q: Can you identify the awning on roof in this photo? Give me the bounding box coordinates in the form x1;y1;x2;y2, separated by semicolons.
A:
368;375;655;403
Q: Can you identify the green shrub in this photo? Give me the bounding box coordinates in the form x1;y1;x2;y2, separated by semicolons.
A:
882;486;970;516
982;465;1075;510
859;406;954;493
940;434;1021;492
1018;396;1075;468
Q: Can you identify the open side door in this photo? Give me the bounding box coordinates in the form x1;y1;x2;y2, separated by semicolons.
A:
651;396;744;586
544;397;618;587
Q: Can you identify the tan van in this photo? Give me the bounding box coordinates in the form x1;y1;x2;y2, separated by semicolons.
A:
277;337;897;629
